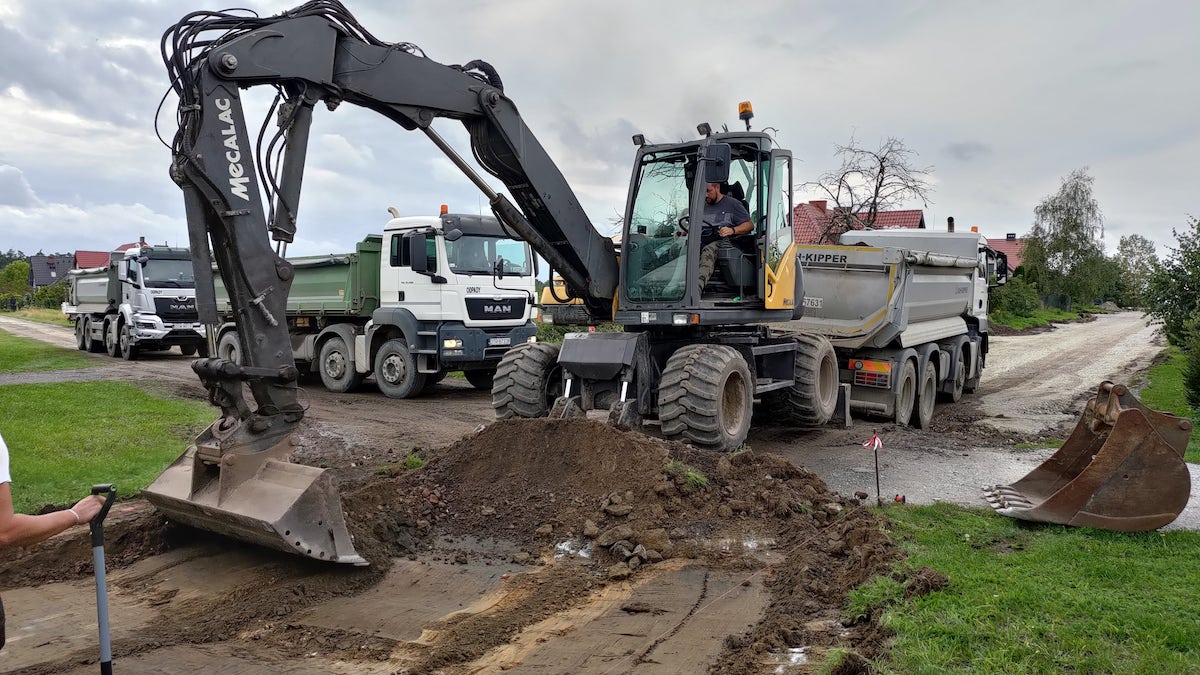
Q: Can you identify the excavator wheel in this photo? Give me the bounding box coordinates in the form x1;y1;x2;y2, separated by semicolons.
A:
983;381;1193;532
911;360;937;429
658;343;752;452
374;338;427;399
493;342;562;419
318;336;364;393
893;359;917;426
765;333;838;428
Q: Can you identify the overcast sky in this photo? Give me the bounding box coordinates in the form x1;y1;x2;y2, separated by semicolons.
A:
1;0;1196;262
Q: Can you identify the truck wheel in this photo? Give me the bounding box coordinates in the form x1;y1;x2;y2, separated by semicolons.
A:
912;360;936;429
179;344;198;357
658;344;752;452
464;368;496;391
374;339;426;399
104;321;120;358
83;318;105;353
941;346;966;403
217;331;242;365
964;349;982;394
768;333;838;428
894;360;917;426
119;323;139;361
492;342;562;419
318;336;364;393
421;371;447;392
74;320;87;351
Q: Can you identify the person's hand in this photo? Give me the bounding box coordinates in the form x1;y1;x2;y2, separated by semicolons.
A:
719;226;734;238
68;494;105;524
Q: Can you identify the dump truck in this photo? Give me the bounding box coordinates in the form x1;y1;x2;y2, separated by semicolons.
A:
62;240;206;360
212;210;538;397
791;229;1008;427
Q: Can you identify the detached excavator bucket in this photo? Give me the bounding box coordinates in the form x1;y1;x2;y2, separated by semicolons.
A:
983;381;1193;532
143;425;367;565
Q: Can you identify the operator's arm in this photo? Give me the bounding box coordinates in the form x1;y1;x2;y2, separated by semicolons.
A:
0;483;103;547
719;200;754;238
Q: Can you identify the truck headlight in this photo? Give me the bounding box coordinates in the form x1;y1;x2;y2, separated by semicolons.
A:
442;338;463;349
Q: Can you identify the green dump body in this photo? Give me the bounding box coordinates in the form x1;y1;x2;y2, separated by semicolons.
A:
215;235;382;318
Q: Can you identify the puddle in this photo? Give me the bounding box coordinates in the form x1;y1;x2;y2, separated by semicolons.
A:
553;539;593;559
764;646;809;673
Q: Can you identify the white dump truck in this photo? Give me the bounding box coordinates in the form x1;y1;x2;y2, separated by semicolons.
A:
63;241;206;360
793;229;1008;427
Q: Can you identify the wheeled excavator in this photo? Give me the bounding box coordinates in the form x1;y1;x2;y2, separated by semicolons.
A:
148;0;840;563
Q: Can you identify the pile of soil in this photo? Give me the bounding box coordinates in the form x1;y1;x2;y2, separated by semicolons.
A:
2;417;911;673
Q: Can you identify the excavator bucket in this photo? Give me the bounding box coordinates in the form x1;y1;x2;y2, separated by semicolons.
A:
983;381;1193;532
143;426;367;565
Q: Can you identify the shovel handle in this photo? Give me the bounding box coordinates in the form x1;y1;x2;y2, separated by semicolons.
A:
89;484;117;548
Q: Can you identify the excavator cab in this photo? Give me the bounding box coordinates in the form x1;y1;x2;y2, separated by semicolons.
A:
984;381;1193;532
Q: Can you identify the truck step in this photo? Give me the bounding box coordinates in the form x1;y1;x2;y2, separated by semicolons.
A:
754;378;795;394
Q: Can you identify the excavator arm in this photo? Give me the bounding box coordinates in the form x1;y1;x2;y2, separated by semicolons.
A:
147;1;618;563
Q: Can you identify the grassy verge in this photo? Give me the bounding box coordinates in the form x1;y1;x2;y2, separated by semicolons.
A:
989;306;1082;330
0;381;213;512
4;307;72;326
1137;346;1200;463
0;328;97;372
854;503;1200;673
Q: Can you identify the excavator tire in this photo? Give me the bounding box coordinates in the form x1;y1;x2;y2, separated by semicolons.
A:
492;342;562;419
893;359;917;426
983;381;1193;532
765;333;839;428
658;343;752;452
374;338;427;399
464;368;496;391
318;336;364;393
912;360;937;429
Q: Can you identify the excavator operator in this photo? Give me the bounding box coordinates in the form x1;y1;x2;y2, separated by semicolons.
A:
698;181;753;290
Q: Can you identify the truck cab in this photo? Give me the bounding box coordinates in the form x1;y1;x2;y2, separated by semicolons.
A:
115;245;205;352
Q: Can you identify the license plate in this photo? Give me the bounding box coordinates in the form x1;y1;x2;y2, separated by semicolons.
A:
488;337;511;347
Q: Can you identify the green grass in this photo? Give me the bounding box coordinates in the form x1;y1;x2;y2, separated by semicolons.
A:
989;307;1080;330
1013;438;1065;450
0;328;97;372
0;381;214;512
1137;346;1200;463
8;307;72;326
856;503;1200;674
666;460;709;489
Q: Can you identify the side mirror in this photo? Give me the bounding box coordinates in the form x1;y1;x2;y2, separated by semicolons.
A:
494;257;505;280
703;142;731;184
407;234;429;273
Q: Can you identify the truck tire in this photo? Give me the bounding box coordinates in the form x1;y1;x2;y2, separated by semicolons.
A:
464;368;496;391
658;344;752;452
318;336;364;393
118;322;140;361
83;318;105;353
765;333;838;427
964;349;983;394
217;331;242;366
941;346;965;403
492;342;562;419
104;321;120;358
421;371;447;392
894;359;917;426
374;338;426;399
74;320;87;351
912;360;936;429
179;344;198;357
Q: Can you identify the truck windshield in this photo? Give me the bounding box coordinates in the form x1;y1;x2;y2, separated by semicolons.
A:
141;258;195;288
446;235;531;276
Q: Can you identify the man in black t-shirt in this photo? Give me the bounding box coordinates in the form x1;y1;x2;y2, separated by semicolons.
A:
698;182;753;290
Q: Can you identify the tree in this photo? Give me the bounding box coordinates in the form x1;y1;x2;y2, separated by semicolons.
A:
1114;234;1158;307
803;135;935;243
1145;215;1200;347
1021;168;1105;303
0;260;32;295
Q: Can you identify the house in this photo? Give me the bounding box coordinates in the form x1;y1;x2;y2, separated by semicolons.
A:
986;234;1025;272
74;250;111;270
792;200;926;244
27;253;75;289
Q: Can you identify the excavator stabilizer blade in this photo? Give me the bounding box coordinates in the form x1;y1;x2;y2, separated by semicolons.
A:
983;381;1193;532
143;440;367;565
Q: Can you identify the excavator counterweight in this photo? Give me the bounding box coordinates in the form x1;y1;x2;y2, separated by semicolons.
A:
983;381;1193;532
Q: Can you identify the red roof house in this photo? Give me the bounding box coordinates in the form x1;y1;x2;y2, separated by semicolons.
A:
74;250;111;269
986;235;1025;272
792;201;926;244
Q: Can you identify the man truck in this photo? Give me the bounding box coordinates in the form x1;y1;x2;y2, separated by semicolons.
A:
212;209;538;398
62;239;206;360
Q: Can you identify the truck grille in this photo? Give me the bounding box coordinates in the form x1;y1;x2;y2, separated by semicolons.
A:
154;297;199;323
465;297;526;321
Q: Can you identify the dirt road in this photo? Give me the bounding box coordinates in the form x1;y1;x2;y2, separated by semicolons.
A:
0;311;1193;674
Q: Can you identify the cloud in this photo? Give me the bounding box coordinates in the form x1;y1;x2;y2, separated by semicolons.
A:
0;165;42;207
943;142;992;163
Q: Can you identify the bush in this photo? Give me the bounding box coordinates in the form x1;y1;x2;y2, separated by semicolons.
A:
990;276;1039;317
1184;318;1200;413
32;280;68;309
